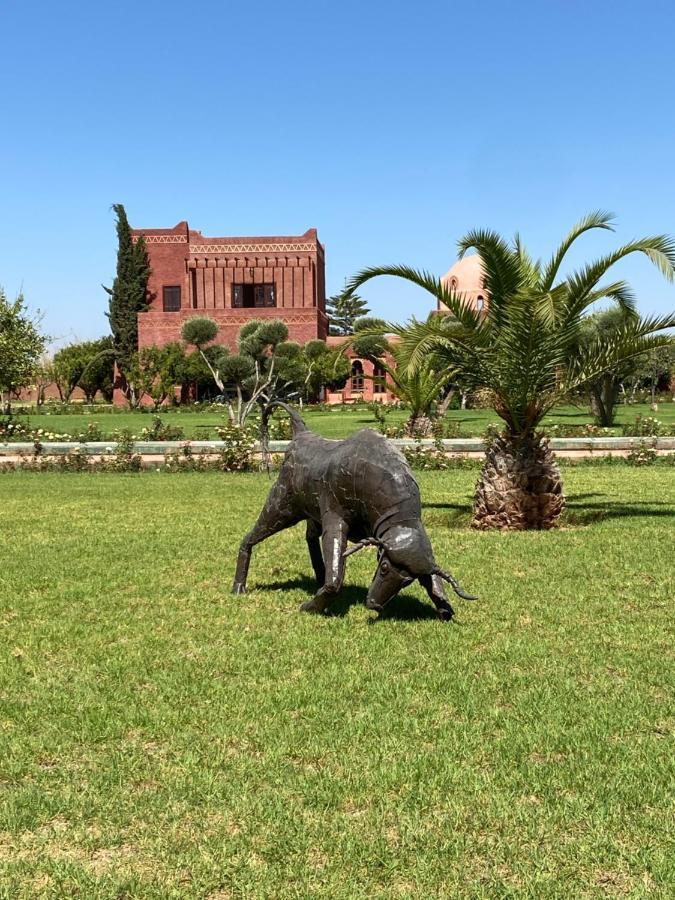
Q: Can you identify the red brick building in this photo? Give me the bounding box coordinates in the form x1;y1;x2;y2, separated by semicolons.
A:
131;220;328;350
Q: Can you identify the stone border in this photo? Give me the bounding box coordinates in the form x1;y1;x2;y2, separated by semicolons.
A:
2;436;675;462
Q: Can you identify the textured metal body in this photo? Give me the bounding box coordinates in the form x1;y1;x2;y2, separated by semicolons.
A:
232;403;476;619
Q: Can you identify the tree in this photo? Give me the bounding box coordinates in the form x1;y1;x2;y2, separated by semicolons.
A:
326;292;370;335
104;203;151;404
182;317;291;424
125;342;187;409
300;341;350;402
0;289;47;413
577;307;637;426
32;357;53;408
345;212;675;530
350;321;449;435
630;345;675;405
77;337;115;402
51;342;89;402
354;316;387;333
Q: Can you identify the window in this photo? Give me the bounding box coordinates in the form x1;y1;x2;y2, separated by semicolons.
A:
163;285;181;311
232;283;276;308
350;360;364;392
373;361;387;393
476;295;485;313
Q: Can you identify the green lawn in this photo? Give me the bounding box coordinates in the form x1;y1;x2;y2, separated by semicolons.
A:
1;469;673;897
10;400;675;441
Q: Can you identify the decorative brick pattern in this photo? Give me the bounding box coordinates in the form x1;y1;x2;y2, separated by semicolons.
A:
189;242;316;254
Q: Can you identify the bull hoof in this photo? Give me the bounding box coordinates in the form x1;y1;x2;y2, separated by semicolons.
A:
437;606;454;622
300;599;332;615
232;582;246;595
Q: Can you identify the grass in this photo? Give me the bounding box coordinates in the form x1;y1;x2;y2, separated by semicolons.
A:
1;469;674;897
8;400;675;441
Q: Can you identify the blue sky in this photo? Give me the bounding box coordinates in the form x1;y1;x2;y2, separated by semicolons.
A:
2;0;674;346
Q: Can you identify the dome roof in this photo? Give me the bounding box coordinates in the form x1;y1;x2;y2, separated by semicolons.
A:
441;254;485;293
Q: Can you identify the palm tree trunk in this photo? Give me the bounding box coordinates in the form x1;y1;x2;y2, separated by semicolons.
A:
473;432;565;530
404;413;433;437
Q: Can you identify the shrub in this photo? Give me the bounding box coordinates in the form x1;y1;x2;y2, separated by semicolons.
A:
99;430;142;472
74;422;104;442
546;423;614;438
213;422;257;470
626;442;658;466
621;415;673;437
401;438;477;471
0;417;32;442
140;416;185;441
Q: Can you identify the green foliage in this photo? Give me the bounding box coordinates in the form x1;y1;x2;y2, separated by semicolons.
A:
304;339;328;360
219;353;256;385
181;316;220;348
326;291;370;335
238;320;289;360
351;331;389;360
140;415;185;441
621;414;674;437
0;289;47;411
354;316;387;332
576;307;637;426
348;212;675;440
626;442;659;466
76;336;115;402
208;421;257;470
50;343;87;402
126;342;187;409
306;346;350;398
104;204;151;374
51;337;115;403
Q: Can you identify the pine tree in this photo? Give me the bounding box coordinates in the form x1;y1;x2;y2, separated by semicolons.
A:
326;292;370;335
104;204;151;373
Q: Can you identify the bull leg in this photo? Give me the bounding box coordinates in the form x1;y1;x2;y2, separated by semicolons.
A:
418;573;455;622
300;513;347;615
232;481;300;595
306;519;326;587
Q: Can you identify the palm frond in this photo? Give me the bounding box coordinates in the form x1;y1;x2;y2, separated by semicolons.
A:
540;210;616;291
565;235;675;323
456;229;523;320
344;265;481;330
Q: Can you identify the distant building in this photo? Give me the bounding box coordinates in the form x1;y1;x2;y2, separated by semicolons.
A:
130;220;329;350
438;254;488;314
324;336;397;404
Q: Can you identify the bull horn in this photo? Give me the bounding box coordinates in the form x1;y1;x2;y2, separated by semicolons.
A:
432;566;478;601
342;537;385;558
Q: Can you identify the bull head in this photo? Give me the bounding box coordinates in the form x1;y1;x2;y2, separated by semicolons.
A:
343;525;477;619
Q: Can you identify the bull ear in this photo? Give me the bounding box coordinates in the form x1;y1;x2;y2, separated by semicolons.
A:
342;537;386;558
432;566;478;601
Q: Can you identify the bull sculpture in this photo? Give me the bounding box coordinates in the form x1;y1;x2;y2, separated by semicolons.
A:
232;402;477;620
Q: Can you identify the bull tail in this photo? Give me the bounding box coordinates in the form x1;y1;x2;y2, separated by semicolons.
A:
262;400;308;438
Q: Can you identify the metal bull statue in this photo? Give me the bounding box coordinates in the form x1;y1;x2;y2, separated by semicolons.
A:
232;402;477;620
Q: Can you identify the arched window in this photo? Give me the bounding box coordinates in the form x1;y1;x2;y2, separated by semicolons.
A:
476;295;485;313
373;360;386;394
450;277;458;290
350;360;364;392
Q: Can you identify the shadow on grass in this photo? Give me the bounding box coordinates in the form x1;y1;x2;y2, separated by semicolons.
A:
422;491;675;528
564;497;675;526
256;577;438;621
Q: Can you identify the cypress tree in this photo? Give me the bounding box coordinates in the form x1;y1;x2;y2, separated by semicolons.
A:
104;203;151;373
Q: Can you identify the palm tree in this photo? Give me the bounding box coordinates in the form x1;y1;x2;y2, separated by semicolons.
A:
378;348;451;436
345;212;675;530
